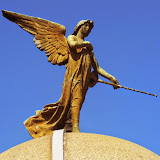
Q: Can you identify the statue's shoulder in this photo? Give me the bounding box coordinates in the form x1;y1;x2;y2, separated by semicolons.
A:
67;35;76;41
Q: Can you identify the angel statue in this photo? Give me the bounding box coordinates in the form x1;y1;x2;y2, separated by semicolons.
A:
2;10;119;138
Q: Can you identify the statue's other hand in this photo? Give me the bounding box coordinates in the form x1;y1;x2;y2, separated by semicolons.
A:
110;77;120;90
85;41;93;51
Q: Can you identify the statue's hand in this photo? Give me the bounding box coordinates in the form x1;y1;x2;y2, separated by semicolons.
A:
110;77;120;89
85;41;93;51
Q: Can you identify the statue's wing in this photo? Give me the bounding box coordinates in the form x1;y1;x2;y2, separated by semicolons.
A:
2;10;69;66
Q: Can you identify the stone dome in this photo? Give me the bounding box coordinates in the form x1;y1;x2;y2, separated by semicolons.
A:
0;133;159;160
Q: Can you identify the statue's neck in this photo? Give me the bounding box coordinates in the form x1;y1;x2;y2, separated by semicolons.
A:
76;32;85;41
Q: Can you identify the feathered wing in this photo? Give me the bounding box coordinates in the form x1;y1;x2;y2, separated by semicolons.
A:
2;10;69;66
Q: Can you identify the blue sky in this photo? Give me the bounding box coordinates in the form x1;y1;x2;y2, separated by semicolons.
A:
0;0;160;155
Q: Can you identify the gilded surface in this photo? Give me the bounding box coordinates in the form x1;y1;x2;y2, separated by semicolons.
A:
3;10;119;138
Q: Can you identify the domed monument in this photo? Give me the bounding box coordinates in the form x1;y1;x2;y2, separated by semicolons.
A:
1;132;160;160
1;10;159;160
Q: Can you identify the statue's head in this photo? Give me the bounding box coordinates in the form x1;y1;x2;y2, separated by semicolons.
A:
72;20;94;37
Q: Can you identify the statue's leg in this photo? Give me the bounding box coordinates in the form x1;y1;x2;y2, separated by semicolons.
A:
71;105;80;132
64;109;72;132
71;84;83;133
64;105;81;133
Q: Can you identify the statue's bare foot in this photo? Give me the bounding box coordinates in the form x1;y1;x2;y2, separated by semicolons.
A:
72;126;80;133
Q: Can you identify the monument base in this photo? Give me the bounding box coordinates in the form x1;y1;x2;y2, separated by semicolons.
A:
0;133;159;160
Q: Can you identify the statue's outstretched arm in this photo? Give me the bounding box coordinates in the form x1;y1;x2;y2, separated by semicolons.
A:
91;52;119;88
68;35;93;50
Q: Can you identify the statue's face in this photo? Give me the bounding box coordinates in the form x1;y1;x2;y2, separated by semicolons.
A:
80;22;93;37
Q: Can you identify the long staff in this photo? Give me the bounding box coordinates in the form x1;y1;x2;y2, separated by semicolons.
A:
98;79;158;97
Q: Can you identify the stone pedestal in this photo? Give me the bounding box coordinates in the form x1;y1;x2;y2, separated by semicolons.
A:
0;133;159;160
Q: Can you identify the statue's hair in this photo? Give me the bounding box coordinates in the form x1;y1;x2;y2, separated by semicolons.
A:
72;20;94;35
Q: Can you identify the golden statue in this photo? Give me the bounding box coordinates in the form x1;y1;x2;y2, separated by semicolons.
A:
2;10;119;138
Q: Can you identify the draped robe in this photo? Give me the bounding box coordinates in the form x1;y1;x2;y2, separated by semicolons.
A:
24;47;92;138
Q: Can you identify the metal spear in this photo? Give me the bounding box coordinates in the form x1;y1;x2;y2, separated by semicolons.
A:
98;79;158;97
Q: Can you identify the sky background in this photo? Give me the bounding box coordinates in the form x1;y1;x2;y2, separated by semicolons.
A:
0;0;160;156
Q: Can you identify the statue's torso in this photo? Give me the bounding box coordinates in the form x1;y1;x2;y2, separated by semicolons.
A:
63;38;92;95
